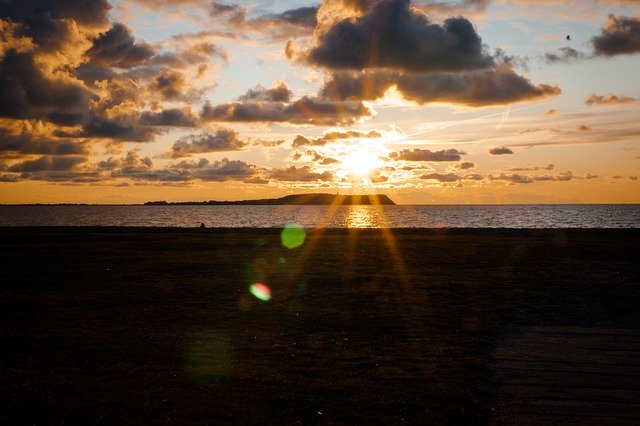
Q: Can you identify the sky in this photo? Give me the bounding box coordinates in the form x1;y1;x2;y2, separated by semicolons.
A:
0;0;638;204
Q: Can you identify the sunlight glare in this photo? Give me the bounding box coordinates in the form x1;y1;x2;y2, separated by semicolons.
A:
341;150;382;177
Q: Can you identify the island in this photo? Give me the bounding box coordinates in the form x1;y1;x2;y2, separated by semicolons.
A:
144;193;396;206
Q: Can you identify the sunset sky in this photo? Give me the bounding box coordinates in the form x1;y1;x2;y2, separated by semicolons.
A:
0;0;638;204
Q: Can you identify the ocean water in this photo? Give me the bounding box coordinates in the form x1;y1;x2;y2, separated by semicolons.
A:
0;204;638;228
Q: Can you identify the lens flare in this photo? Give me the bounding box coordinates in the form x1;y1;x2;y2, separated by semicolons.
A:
249;282;271;301
281;224;306;249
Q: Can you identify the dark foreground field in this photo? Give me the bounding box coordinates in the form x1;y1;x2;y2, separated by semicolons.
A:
1;228;639;424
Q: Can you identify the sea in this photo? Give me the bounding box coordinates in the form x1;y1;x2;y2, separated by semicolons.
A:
0;204;638;228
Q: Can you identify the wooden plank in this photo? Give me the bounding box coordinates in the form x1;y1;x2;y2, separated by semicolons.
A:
491;327;640;424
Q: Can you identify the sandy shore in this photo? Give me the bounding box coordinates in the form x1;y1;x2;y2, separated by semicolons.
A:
1;228;639;423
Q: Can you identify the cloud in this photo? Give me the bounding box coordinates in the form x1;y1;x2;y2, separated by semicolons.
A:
303;0;494;72
389;148;465;161
508;164;554;172
80;114;161;142
488;170;589;184
149;70;190;101
139;108;199;127
265;6;318;28
238;81;291;103
269;165;335;182
544;46;588;64
592;15;640;57
201;85;372;125
0;3;214;147
168;158;211;169
250;6;319;39
166;128;247;157
585;93;636;105
420;172;460;182
489;146;514;155
209;3;318;40
0;48;94;125
8;155;86;173
99;150;153;171
321;64;560;106
293;149;340;165
292;130;381;147
488;173;532;184
369;169;389;183
458;161;475;169
191;158;255;181
105;151;256;182
85;23;155;69
0;0;111;30
0;120;89;156
464;173;484;180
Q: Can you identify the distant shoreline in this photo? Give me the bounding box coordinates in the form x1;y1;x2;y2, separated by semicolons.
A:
144;193;395;206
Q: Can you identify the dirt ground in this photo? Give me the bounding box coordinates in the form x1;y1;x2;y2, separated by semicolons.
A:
1;228;638;423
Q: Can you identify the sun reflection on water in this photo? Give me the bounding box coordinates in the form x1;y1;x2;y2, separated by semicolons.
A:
341;206;383;228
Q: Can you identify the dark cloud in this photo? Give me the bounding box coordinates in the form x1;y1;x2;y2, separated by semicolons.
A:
575;124;592;132
105;154;256;182
389;148;465;161
99;150;153;171
396;66;560;106
0;122;89;156
305;0;493;72
0;49;93;125
420;172;460;182
292;130;381;147
321;65;561;106
201;94;372;125
238;81;292;102
585;93;636;105
191;158;255;181
249;7;319;39
81;114;161;142
0;0;111;31
210;3;318;40
592;15;640;57
149;70;189;100
269;165;335;182
264;7;318;28
488;146;514;155
85;23;155;69
8;155;86;173
544;47;588;64
166;128;246;157
168;158;211;169
210;2;244;18
458;161;475;170
139;108;199;127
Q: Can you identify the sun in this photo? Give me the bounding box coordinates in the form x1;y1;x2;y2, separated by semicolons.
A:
340;150;382;177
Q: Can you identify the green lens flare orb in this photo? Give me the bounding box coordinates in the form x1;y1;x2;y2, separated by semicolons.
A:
249;283;271;301
280;224;306;249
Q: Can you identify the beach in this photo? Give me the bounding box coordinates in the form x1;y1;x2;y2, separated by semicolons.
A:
1;228;639;423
